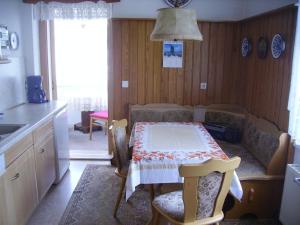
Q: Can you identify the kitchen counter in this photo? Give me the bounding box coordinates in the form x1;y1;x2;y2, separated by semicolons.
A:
0;101;67;174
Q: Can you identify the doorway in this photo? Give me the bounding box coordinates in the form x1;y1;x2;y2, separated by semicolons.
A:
53;19;110;159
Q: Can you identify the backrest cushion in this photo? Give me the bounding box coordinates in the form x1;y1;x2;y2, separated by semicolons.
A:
242;115;280;168
114;127;129;172
163;110;193;122
196;172;223;219
130;104;193;128
205;111;246;132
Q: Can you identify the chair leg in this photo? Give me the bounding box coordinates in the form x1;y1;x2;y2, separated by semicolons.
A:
150;184;155;201
89;117;93;140
104;120;108;135
113;177;126;217
151;209;160;225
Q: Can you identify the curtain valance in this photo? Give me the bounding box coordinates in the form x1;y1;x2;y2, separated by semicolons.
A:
32;1;113;20
24;0;119;3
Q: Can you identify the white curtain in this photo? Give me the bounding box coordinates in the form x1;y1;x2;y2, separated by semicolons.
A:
54;19;108;112
288;3;300;161
33;1;112;20
34;1;110;112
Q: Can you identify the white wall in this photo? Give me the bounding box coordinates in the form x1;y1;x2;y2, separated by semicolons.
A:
241;0;297;19
112;0;297;21
20;3;41;76
112;0;243;21
0;0;40;111
0;0;26;111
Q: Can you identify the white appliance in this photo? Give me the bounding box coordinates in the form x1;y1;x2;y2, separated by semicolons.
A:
53;107;70;183
280;164;300;225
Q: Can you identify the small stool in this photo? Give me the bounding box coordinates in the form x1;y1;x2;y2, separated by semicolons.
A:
89;111;108;140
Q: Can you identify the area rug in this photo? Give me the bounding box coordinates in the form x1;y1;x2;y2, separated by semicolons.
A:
59;165;281;225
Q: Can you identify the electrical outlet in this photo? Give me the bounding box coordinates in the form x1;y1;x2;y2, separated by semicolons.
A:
122;80;129;88
200;82;207;90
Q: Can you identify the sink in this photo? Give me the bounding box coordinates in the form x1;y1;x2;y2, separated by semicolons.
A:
0;124;26;141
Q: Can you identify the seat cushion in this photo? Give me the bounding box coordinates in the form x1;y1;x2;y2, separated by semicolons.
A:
153;191;184;221
217;140;266;179
90;111;108;119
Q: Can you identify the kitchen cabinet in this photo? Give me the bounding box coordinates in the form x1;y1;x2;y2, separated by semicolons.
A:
34;134;56;200
33;119;56;200
0;174;6;225
0;119;57;225
2;146;38;225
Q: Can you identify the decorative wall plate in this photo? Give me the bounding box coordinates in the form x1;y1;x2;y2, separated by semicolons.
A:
257;37;268;59
163;0;193;8
241;37;252;57
9;32;19;50
271;34;285;59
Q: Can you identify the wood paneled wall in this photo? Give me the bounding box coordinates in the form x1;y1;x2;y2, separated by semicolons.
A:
110;20;240;120
109;7;296;131
237;7;296;131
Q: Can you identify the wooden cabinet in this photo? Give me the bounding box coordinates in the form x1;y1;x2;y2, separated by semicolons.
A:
0;174;6;225
34;134;56;200
2;146;38;225
0;119;57;225
33;120;56;200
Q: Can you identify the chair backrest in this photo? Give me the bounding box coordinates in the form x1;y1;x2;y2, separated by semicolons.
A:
109;119;129;173
179;157;241;223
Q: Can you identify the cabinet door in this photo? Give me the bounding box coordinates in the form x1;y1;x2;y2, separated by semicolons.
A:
0;174;6;225
3;147;38;225
35;134;56;200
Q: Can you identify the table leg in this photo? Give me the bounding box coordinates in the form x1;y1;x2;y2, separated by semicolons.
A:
150;184;155;201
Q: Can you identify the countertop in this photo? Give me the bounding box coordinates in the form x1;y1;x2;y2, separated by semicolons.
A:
0;101;67;174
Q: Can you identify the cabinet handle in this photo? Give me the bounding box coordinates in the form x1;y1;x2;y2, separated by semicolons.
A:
9;173;20;181
39;148;45;153
294;177;300;186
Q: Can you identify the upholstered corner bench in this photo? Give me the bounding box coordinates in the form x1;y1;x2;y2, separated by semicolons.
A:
129;103;290;219
200;104;290;219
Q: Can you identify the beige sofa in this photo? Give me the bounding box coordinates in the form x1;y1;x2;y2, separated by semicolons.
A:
128;103;290;218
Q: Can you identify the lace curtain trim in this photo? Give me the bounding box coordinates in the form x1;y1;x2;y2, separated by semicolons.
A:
34;1;112;20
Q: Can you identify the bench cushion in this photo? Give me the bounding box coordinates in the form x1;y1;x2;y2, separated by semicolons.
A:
217;140;266;179
205;111;245;131
130;104;193;128
242;116;280;168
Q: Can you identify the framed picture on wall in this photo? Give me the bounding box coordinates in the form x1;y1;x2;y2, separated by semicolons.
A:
163;41;183;68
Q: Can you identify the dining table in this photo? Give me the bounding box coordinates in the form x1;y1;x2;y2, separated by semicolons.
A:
126;122;243;201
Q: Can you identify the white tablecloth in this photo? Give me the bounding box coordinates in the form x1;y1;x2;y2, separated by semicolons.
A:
126;122;243;201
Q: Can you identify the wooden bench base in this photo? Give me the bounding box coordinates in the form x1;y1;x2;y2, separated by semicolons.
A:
225;179;284;219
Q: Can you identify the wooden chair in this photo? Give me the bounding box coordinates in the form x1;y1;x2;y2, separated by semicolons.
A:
151;157;241;225
89;111;108;140
109;119;129;217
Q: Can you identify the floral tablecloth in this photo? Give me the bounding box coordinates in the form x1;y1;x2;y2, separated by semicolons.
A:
126;122;243;201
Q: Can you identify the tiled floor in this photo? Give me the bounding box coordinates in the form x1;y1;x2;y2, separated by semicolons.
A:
69;129;111;159
27;160;110;225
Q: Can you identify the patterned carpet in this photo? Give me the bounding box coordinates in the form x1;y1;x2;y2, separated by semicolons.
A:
59;165;280;225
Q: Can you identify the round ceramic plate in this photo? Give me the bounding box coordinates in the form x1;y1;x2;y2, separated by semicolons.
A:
271;34;285;59
9;32;19;50
164;0;193;7
241;37;252;57
257;37;268;59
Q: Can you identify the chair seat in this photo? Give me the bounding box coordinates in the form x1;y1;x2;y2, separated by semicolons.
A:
90;111;108;119
153;190;184;222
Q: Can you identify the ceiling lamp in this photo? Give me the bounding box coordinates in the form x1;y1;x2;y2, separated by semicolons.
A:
150;7;203;41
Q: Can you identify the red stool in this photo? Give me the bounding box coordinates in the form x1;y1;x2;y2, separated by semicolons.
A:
89;111;108;140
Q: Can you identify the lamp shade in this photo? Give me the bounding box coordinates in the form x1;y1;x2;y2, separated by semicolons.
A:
150;8;203;41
